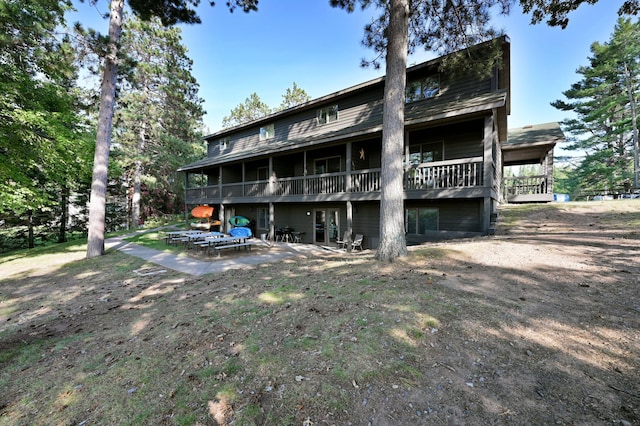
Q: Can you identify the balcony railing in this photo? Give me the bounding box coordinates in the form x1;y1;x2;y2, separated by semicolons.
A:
186;158;484;201
405;157;483;189
503;175;549;196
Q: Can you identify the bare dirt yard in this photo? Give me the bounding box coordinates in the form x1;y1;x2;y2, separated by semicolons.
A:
0;201;638;425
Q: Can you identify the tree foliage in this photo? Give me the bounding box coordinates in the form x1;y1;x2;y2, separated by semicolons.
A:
222;93;272;128
279;82;311;110
83;0;259;258
331;0;639;261
520;0;638;28
222;83;310;128
552;17;640;194
114;17;205;228
0;0;92;248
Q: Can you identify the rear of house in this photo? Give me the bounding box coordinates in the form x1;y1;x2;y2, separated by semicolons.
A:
179;37;513;249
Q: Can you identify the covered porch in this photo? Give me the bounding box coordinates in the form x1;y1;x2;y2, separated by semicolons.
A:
502;122;565;203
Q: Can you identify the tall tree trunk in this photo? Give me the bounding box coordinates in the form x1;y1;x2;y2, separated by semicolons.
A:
375;0;409;262
86;0;124;258
27;209;34;249
59;185;68;243
131;120;147;229
624;60;640;188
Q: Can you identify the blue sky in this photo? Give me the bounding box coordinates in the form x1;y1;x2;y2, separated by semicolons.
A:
70;1;624;145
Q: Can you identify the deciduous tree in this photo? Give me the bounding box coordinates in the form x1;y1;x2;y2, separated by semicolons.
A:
0;0;91;248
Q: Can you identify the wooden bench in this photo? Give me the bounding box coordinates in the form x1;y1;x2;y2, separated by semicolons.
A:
212;241;254;253
193;237;255;256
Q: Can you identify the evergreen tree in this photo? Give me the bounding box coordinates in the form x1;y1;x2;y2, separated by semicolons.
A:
279;82;311;110
84;0;258;258
331;0;639;261
222;93;272;128
114;17;205;228
552;18;640;193
222;83;311;128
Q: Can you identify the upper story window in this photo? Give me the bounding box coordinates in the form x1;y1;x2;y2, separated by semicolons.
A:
409;141;443;165
314;156;341;174
257;166;269;181
406;75;440;103
219;137;229;151
317;105;339;125
260;123;275;141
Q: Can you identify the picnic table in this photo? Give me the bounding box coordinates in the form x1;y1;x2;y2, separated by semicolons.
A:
193;235;254;256
164;230;204;245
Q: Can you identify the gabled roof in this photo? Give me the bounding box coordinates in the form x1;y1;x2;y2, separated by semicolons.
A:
202;35;511;141
178;90;508;172
503;122;565;165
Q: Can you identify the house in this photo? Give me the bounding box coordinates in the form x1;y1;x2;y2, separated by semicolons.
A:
179;37;527;248
503;122;565;203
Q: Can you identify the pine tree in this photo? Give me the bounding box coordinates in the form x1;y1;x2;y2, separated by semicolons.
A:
114;17;205;228
553;18;640;194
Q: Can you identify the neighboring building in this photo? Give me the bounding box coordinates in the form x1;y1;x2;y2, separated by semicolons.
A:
503;122;565;204
179;37;517;248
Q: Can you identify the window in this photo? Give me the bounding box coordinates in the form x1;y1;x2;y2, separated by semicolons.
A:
257;166;269;181
406;208;438;234
257;207;269;230
219;137;229;151
409;141;443;165
316;105;339;125
314;156;341;174
260;123;275;141
406;75;440;103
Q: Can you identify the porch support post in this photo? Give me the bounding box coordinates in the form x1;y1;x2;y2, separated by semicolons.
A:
346;201;353;252
184;172;189;228
303;151;307;194
269;202;275;242
219;203;225;233
346;141;352;192
482;115;495;234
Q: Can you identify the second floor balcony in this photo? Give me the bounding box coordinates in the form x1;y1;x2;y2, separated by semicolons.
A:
186;157;486;203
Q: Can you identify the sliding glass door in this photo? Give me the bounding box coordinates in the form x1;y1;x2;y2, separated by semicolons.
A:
314;209;340;245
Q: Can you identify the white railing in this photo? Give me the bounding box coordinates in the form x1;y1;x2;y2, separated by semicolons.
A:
504;175;549;195
351;169;381;192
306;173;346;194
405;157;483;189
186;158;484;202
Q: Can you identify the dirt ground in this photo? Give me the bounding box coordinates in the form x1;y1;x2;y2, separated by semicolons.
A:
0;201;638;425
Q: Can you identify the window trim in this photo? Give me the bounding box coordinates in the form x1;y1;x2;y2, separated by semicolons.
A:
406;207;439;234
409;140;444;165
257;207;269;230
313;155;341;175
406;75;440;103
219;137;229;151
316;105;339;125
257;166;269;181
259;123;275;141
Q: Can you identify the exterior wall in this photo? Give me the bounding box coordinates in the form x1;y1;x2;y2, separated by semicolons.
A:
205;68;495;161
181;39;511;243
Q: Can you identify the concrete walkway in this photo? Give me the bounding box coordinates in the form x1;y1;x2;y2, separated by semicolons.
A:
105;231;335;277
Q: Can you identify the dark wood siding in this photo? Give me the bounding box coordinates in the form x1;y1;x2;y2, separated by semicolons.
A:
352;201;381;249
405;199;481;233
351;138;382;170
409;119;484;161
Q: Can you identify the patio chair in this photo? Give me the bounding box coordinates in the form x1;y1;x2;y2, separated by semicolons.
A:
336;231;351;249
351;234;363;251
